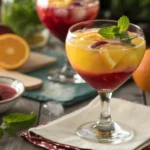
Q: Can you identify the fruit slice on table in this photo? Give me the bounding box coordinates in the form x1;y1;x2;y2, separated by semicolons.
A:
100;45;131;69
49;0;72;7
0;34;30;69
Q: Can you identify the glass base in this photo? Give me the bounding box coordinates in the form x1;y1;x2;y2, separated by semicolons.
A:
47;57;85;83
77;121;134;144
47;73;85;83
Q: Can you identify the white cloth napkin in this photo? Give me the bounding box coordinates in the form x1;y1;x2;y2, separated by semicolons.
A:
29;97;150;150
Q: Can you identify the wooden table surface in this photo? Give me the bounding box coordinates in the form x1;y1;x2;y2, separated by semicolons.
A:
0;36;149;150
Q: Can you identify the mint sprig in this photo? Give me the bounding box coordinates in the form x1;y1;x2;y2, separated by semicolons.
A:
0;112;37;139
118;16;130;33
98;26;117;39
98;16;132;45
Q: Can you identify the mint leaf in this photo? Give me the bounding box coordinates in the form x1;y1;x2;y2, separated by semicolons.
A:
119;31;131;44
113;26;120;34
98;26;117;39
0;128;4;139
3;112;37;129
3;124;16;136
98;15;132;45
115;32;132;45
118;15;130;33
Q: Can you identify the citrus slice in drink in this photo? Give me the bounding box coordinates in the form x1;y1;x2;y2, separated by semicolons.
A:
0;34;30;69
82;32;104;40
49;0;72;7
73;32;104;47
100;45;131;69
116;37;146;68
132;37;146;62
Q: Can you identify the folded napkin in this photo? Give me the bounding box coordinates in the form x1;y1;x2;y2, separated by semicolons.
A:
23;50;97;106
21;97;150;150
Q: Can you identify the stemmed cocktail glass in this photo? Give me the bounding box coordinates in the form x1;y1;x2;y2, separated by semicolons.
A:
66;20;146;143
36;0;99;83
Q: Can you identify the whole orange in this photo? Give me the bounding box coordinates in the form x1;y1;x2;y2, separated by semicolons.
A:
133;50;150;92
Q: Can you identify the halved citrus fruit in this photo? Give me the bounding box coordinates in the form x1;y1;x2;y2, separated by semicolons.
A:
133;50;150;92
0;34;30;69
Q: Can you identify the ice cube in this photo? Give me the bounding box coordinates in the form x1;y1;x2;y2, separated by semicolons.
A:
54;8;68;18
37;0;49;8
71;8;86;21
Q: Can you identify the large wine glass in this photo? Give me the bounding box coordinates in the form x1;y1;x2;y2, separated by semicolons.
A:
66;20;146;143
36;0;99;83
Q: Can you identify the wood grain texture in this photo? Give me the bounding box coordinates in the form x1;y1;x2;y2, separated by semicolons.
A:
0;35;148;150
0;35;63;150
0;52;57;90
17;52;57;73
114;81;145;104
144;92;150;106
0;68;43;90
0;135;42;150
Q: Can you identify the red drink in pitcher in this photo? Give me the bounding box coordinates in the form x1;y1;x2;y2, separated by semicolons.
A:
36;0;99;42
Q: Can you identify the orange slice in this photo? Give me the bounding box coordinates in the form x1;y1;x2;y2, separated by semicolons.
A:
49;0;72;7
100;45;131;69
0;34;30;69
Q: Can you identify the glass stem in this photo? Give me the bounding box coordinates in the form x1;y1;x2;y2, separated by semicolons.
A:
95;92;114;132
61;57;71;73
60;57;75;77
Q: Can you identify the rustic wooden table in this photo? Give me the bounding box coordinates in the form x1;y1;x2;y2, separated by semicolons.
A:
0;36;149;150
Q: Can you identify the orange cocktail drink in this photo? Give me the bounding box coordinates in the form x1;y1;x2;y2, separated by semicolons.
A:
66;28;145;91
65;18;146;144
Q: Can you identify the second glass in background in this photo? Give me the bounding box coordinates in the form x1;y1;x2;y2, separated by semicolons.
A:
1;0;49;49
36;0;100;83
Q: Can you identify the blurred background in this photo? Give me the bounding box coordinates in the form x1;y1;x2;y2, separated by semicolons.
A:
100;0;150;44
100;0;150;21
0;0;150;45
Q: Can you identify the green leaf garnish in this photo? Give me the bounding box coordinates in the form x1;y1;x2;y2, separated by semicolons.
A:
3;112;37;129
98;15;132;45
118;16;130;33
2;123;16;136
0;112;37;139
98;26;116;39
118;31;131;44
